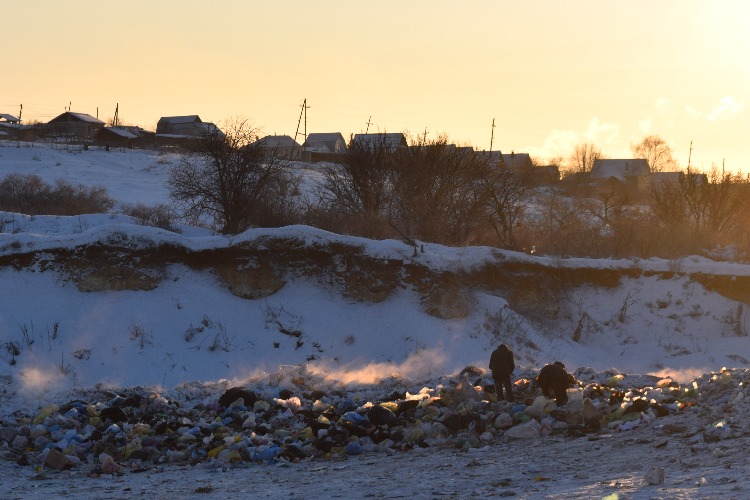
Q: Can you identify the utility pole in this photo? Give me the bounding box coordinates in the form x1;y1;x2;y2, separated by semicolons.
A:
113;103;119;127
294;98;309;144
489;118;495;152
365;116;372;134
687;141;693;171
293;99;309;160
16;104;22;148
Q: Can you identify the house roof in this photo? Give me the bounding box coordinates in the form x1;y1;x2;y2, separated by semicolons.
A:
48;112;105;125
305;132;344;144
476;151;502;163
99;127;138;139
0;114;19;123
591;159;650;181
258;135;300;148
351;133;407;149
501;153;532;169
198;122;223;135
650;171;682;185
158;115;202;124
303;132;346;153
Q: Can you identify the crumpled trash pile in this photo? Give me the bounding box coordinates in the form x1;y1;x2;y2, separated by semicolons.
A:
1;364;737;475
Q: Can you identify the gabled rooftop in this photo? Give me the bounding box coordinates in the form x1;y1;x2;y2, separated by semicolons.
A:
48;112;105;125
591;159;650;182
158;115;202;124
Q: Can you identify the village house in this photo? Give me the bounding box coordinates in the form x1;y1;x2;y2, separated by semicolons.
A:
497;151;559;186
94;126;155;150
155;115;222;149
650;170;708;190
351;132;407;151
0;113;19;125
303;132;347;154
0;114;22;140
590;158;651;195
302;132;347;162
501;152;533;170
477;150;502;167
44;112;105;142
157;115;204;136
256;135;302;161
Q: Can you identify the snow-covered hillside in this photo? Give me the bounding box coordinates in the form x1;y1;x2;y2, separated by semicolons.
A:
2;143;748;392
1;142;750;498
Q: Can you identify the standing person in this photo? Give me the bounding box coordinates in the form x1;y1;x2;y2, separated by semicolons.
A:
489;344;515;402
536;361;572;406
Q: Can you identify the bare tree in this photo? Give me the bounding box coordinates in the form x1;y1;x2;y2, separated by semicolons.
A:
168;118;288;234
319;133;395;236
481;165;530;249
631;135;676;172
568;143;604;174
389;134;489;246
649;166;750;255
0;173;114;215
547;156;565;169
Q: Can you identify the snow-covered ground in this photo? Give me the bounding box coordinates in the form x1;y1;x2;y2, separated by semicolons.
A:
1;141;749;498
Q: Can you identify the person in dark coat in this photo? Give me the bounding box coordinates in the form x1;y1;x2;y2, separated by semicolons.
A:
489;344;515;402
536;361;573;406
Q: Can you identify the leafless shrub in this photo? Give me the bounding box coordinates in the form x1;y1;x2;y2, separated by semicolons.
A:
58;350;72;375
604;290;636;325
123;203;179;232
208;321;232;352
479;307;524;341
722;304;748;337
73;348;91;360
184;323;205;342
572;312;602;342
4;341;21;365
18;322;34;350
129;321;153;349
389;134;490;246
318;134;396;239
0;173;114;215
168;118;290;234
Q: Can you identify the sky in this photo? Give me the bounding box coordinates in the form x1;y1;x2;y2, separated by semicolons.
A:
3;1;750;171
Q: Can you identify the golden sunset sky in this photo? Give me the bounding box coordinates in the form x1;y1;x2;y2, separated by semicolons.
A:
3;1;749;171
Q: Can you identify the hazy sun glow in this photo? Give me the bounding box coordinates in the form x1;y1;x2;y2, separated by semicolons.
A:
19;366;63;396
650;366;713;384
3;1;749;171
308;348;448;385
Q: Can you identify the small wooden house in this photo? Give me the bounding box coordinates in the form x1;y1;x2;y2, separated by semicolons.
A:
156;115;203;135
45;112;105;142
351;132;407;152
95;126;155;149
590;159;651;193
156;115;221;137
501;152;533;170
257;135;302;160
302;132;347;162
0;114;21;140
303;132;347;154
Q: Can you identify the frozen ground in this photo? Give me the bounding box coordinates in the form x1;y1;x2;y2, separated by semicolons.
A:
3;403;748;499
